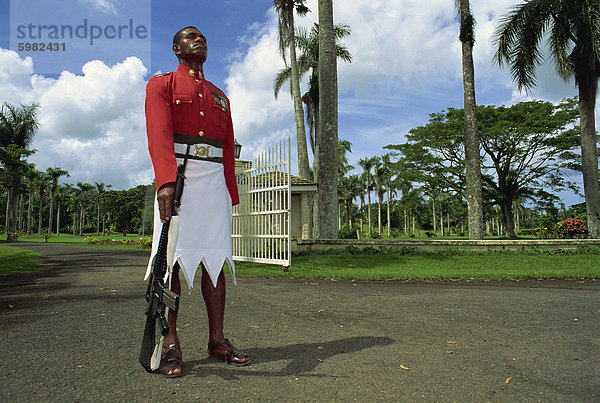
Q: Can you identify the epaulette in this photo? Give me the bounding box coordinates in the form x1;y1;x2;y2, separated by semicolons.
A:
151;71;173;79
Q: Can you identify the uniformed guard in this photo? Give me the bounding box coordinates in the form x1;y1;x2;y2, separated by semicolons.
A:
144;26;249;377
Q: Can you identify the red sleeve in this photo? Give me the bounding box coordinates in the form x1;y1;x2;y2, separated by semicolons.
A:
223;104;240;206
145;75;177;192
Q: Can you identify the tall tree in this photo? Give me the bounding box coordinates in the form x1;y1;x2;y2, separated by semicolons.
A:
316;0;339;238
373;158;389;235
274;23;352;155
381;153;397;236
46;167;69;235
0;103;39;240
358;157;378;234
456;0;484;239
273;0;311;180
95;182;105;235
76;182;93;236
388;99;580;238
494;0;600;238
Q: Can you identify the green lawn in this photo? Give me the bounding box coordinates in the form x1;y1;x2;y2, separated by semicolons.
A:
235;250;600;281
0;246;43;276
2;234;598;280
16;233;147;244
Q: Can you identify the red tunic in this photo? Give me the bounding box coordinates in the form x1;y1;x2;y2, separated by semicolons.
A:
145;63;239;205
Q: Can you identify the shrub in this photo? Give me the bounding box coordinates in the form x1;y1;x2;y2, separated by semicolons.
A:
533;226;556;239
556;218;588;239
338;225;358;239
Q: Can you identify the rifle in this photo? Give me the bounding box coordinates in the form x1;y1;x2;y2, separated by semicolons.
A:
139;145;190;372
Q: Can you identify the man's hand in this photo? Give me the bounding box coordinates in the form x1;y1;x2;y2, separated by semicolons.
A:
157;183;177;223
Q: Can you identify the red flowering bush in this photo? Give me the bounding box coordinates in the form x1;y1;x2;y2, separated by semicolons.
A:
555;218;588;239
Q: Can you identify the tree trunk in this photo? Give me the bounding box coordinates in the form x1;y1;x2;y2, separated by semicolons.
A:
27;190;32;234
47;190;54;235
37;195;42;235
97;202;100;236
5;189;18;240
17;194;23;232
79;207;83;236
578;80;600;238
316;0;338;239
56;201;61;235
459;0;484;240
386;188;391;237
432;199;436;234
377;195;382;235
366;181;372;233
4;190;9;233
288;12;311;181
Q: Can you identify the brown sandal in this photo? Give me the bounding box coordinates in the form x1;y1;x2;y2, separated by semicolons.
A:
159;343;183;377
207;338;250;366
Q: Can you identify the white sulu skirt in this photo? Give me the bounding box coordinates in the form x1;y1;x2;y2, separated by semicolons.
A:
145;158;235;289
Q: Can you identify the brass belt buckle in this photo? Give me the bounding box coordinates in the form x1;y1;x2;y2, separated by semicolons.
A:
194;145;208;157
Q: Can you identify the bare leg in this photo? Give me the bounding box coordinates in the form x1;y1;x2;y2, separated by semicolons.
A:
201;266;226;345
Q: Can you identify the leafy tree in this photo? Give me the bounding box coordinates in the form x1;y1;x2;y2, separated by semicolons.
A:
494;0;600;237
274;23;352;155
75;182;93;236
273;0;311;180
46;167;69;235
456;0;484;239
373;158;389;235
358;156;378;234
95;182;105;235
387;98;580;238
381;153;397;236
0;103;39;240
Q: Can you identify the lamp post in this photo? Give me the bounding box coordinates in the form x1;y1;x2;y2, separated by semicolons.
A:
234;139;242;159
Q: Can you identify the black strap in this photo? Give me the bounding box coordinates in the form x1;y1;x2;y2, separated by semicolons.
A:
175;153;223;163
173;133;223;148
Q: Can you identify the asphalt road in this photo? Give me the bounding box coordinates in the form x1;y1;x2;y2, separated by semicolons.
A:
1;242;599;402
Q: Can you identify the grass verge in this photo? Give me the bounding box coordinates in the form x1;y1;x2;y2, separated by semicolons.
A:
0;246;44;276
235;249;600;281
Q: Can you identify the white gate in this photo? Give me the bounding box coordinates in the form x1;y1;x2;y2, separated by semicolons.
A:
232;138;291;267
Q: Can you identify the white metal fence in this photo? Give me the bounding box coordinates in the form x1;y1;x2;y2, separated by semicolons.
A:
232;138;291;267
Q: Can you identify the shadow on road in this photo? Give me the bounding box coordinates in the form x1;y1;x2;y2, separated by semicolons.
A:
184;336;395;379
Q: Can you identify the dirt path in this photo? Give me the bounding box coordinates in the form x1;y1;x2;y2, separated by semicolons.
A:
1;242;599;401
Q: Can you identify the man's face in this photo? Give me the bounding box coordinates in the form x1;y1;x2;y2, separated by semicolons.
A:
173;28;208;64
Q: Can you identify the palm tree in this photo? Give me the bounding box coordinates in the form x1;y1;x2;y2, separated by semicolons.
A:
23;165;38;235
381;153;397;236
36;172;50;235
274;23;352;155
494;0;600;238
273;0;311;180
358;156;378;234
54;184;67;235
76;182;93;236
94;182;105;235
373;158;389;236
0;103;39;240
456;0;484;240
46;167;69;235
316;0;340;239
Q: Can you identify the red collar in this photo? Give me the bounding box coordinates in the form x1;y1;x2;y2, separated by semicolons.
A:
177;64;203;80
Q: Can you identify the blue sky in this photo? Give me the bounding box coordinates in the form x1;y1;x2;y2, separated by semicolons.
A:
0;0;586;207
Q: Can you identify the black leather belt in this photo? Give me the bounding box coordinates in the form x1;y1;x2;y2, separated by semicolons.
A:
174;133;223;163
173;133;223;148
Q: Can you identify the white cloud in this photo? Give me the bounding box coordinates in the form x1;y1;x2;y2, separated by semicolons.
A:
79;0;119;15
225;11;297;162
0;52;151;189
